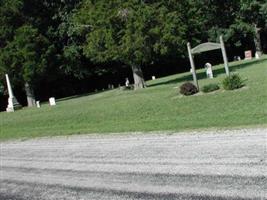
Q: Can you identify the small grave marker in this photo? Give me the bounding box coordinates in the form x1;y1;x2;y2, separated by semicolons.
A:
255;52;260;59
49;97;56;106
205;63;213;79
234;56;241;61
244;50;252;60
125;78;129;87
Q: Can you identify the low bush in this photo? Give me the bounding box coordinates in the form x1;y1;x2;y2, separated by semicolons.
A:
180;82;198;96
222;74;244;90
202;83;220;93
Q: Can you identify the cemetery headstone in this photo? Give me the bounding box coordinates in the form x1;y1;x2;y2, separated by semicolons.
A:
244;50;252;60
49;97;56;106
234;56;241;61
36;101;41;108
152;76;156;80
255;52;260;59
125;78;130;87
205;63;213;79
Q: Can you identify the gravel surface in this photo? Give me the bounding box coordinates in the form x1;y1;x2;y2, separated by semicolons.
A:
0;128;266;200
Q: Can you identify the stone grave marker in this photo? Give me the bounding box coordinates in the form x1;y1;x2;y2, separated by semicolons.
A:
125;78;130;87
244;50;252;60
49;97;56;106
205;63;213;79
255;52;260;59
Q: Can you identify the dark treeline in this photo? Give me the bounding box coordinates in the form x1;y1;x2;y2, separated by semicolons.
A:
0;0;267;110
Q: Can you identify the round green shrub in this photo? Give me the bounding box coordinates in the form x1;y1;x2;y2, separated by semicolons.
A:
202;83;220;93
222;74;244;90
180;82;198;96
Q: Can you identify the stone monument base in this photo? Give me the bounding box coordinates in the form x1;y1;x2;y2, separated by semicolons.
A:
6;97;22;112
6;105;22;112
6;106;22;112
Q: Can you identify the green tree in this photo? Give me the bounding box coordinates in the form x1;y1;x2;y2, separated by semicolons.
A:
0;0;23;47
0;25;50;106
238;0;267;55
73;0;188;89
0;0;84;106
201;0;266;54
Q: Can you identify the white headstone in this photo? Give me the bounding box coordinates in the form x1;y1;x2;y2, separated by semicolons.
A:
36;101;41;108
5;74;21;112
255;52;260;59
234;56;241;61
125;78;129;87
152;76;156;80
205;63;213;79
49;97;56;106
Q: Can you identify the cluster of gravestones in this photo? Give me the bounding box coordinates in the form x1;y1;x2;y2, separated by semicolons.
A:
5;74;56;112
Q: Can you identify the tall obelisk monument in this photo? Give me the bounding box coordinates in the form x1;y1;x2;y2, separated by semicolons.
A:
5;74;21;112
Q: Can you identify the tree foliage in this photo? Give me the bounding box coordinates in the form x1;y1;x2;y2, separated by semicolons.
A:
0;25;51;85
73;0;192;88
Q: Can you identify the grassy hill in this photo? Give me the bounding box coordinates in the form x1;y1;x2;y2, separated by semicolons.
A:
1;57;267;140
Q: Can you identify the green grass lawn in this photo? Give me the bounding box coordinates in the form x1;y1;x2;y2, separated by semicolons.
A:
1;57;267;140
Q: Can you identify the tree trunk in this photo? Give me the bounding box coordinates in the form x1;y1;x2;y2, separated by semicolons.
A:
131;65;146;89
254;24;262;56
25;82;36;107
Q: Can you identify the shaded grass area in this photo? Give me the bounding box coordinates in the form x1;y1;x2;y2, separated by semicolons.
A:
1;57;267;140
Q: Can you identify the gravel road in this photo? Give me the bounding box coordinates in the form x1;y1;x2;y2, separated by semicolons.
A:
0;128;266;200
